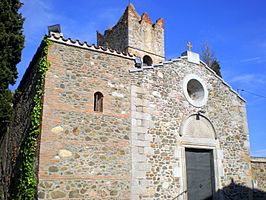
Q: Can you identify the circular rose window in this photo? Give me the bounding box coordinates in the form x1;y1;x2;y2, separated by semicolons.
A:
183;74;208;107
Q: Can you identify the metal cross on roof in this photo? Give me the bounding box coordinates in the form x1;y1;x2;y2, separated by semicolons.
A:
187;41;192;51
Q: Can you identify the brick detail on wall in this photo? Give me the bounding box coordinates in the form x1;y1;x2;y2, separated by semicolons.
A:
38;41;135;199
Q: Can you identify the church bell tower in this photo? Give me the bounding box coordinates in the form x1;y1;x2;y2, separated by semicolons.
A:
97;3;165;65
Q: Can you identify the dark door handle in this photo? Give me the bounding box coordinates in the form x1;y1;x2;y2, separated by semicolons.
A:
199;184;203;188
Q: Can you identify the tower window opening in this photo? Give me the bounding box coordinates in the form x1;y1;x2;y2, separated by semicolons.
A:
94;92;103;112
143;55;153;66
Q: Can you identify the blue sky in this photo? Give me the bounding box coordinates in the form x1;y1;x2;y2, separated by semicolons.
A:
16;0;266;156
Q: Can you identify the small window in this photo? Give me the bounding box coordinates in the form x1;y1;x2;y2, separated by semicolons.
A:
94;92;103;112
143;55;153;66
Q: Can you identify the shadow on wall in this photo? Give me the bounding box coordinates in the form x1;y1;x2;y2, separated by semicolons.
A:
216;179;266;200
173;179;266;200
7;131;41;199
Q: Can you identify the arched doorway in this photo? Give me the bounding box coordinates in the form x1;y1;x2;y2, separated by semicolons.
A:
179;114;219;200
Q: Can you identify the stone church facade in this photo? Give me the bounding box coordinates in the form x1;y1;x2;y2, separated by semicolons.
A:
1;3;266;200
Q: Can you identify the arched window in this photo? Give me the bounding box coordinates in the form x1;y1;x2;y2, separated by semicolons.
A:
94;92;103;112
143;55;153;66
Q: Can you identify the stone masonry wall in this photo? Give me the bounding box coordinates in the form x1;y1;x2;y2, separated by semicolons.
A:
0;44;44;199
130;59;252;199
97;4;165;64
97;9;128;52
251;157;266;199
38;41;135;199
127;4;164;64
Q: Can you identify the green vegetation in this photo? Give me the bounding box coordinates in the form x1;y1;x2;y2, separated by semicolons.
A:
15;38;51;199
0;0;24;140
201;43;222;78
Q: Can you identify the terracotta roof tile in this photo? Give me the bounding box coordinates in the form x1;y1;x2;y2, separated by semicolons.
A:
48;33;135;59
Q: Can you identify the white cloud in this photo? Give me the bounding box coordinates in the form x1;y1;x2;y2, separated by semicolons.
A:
60;20;97;44
15;1;126;91
240;56;266;64
21;0;61;43
22;0;54;29
20;1;125;44
97;7;123;24
240;57;261;63
252;149;266;157
230;74;266;86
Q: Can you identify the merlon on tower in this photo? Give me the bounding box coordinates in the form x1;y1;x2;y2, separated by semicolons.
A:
97;3;165;65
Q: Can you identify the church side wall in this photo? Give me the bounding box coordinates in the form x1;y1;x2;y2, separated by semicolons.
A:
251;157;266;199
130;60;252;200
38;42;135;199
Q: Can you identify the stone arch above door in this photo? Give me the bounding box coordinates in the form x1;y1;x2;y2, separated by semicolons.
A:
180;114;217;139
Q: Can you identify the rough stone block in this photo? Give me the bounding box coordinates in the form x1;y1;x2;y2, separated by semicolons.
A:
132;154;147;162
135;163;151;171
136;119;142;127
173;165;181;177
174;148;181;158
131;85;145;94
132;170;147;178
132;118;137;126
134;127;148;133
137;133;145;141
132;111;151;120
138;147;144;154
144;147;154;155
132;139;150;147
145;134;153;141
152;91;161;97
217;149;224;160
139;179;150;187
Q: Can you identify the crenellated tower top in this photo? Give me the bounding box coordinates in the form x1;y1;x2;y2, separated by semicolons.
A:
97;3;165;65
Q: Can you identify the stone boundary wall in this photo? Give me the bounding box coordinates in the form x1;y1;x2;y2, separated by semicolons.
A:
251;157;266;199
0;42;45;199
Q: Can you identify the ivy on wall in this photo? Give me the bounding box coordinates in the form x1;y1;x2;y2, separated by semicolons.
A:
16;38;51;199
